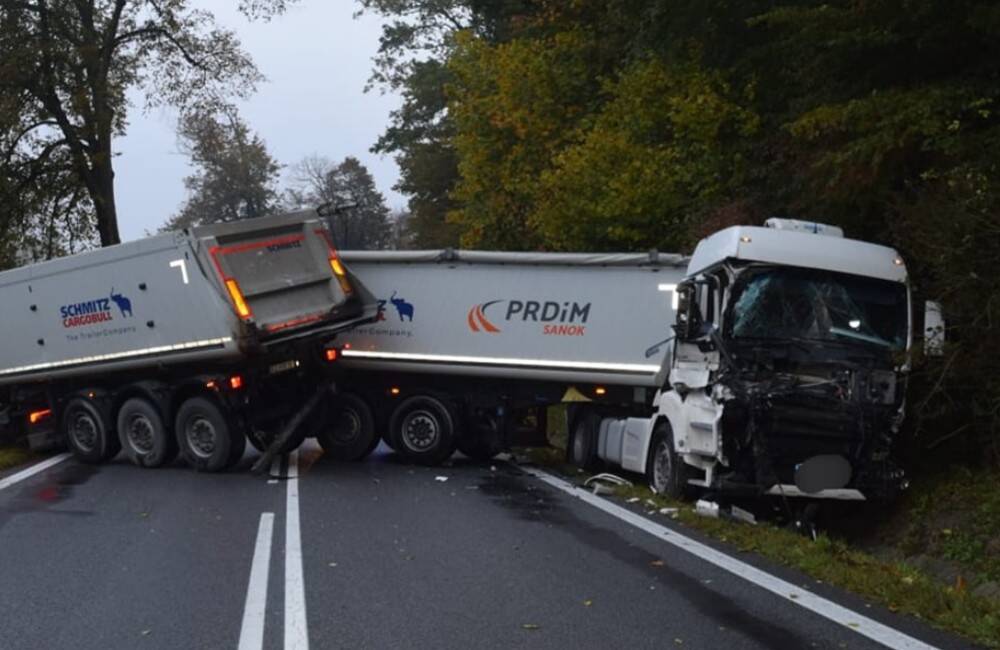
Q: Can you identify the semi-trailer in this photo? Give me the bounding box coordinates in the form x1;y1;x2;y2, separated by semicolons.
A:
327;219;943;502
0;210;374;471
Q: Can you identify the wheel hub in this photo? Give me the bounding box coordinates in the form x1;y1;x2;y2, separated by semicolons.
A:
126;415;156;454
187;417;217;459
402;411;438;451
70;414;99;452
332;410;362;444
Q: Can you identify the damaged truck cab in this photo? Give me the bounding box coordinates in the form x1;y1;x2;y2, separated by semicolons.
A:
599;219;931;502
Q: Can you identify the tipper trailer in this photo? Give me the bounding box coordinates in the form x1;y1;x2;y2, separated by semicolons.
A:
327;219;944;502
0;210;374;471
323;250;687;465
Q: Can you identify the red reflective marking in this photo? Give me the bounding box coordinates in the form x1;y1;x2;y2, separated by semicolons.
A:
467;306;480;332
264;312;325;333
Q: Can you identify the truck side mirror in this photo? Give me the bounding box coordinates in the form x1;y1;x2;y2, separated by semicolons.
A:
673;283;703;341
924;300;945;357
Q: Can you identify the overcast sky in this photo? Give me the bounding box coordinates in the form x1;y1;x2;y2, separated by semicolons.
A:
115;0;404;241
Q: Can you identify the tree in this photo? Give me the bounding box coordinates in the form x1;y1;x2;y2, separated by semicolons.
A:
287;156;392;250
0;90;96;269
357;0;544;248
162;109;280;231
0;0;295;247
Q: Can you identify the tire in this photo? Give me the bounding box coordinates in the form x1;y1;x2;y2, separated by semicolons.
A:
646;420;689;499
388;395;457;466
117;398;176;468
175;397;240;472
566;409;599;470
456;411;504;462
317;393;378;461
62;397;119;463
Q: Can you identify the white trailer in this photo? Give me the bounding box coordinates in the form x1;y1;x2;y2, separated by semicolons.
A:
322;251;687;464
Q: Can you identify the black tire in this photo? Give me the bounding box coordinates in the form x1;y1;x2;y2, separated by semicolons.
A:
317;393;378;461
117;398;176;468
62;397;119;463
646;420;689;499
388;395;457;466
457;411;504;462
566;409;599;470
175;397;239;472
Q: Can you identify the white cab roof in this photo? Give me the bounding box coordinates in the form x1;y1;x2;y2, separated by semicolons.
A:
687;226;907;282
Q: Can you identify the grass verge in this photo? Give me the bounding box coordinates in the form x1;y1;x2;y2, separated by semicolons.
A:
0;445;33;473
519;433;1000;648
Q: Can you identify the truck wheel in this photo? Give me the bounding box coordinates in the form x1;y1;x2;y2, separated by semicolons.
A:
457;412;504;462
388;395;456;466
117;398;176;468
646;421;689;499
318;393;377;461
63;397;119;463
175;397;237;472
567;410;599;470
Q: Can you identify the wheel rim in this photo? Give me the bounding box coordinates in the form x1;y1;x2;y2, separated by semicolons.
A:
332;409;362;444
69;412;99;452
187;416;217;459
652;439;672;493
400;410;439;452
126;414;156;455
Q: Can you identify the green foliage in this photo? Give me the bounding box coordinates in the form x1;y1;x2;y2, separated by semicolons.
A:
533;60;758;251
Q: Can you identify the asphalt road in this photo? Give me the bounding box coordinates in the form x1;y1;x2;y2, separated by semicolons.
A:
0;443;975;650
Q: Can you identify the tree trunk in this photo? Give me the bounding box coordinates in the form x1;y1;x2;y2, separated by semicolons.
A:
91;143;120;247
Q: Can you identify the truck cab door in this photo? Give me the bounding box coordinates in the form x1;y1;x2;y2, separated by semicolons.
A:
670;277;720;391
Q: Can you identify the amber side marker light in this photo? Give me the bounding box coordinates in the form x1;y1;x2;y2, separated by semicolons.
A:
229;375;244;390
390;387;401;396
29;409;52;425
325;349;339;362
225;279;252;319
595;387;607;396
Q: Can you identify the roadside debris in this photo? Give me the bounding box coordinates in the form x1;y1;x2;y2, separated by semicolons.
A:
434;476;449;482
584;473;633;496
659;507;679;517
626;497;640;503
694;499;757;525
592;484;614;496
696;500;720;519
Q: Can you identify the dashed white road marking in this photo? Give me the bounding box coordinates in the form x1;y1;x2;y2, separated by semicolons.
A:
523;466;939;650
285;451;309;650
238;512;275;650
0;453;72;492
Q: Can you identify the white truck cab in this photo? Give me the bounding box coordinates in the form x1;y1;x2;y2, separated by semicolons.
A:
593;219;927;501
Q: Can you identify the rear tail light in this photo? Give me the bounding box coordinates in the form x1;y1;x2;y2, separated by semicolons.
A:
224;279;253;319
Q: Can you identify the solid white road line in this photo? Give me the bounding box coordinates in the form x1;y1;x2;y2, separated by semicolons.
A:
0;452;72;492
285;451;309;650
239;512;275;650
523;466;939;650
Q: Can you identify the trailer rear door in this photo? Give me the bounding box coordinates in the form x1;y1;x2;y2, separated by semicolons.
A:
196;214;360;341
